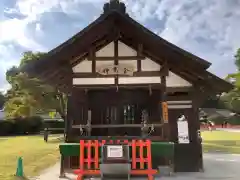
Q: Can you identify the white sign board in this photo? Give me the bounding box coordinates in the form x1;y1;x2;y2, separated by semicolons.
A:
107;145;123;158
177;116;189;143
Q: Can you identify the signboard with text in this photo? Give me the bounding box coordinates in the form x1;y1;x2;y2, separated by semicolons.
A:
162;102;169;123
107;145;123;158
177;116;190;143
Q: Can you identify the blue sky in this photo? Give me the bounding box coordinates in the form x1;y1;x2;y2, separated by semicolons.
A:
0;0;240;92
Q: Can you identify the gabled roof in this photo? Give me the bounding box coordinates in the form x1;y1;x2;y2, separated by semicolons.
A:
200;108;236;118
22;0;233;94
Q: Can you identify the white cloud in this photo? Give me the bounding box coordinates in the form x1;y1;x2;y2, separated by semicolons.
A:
0;0;240;92
0;18;45;51
0;0;105;49
0;44;20;93
16;0;60;19
15;0;106;18
152;0;240;77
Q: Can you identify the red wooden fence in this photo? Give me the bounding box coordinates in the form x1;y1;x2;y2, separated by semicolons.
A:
74;139;158;180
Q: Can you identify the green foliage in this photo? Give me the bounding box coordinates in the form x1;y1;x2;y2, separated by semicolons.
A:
44;120;64;128
207;117;225;125
201;95;226;109
19;51;44;67
0;116;44;135
44;119;65;133
235;48;240;71
0;92;5;109
0;117;65;135
4;51;67;120
221;48;240;114
220;88;240;113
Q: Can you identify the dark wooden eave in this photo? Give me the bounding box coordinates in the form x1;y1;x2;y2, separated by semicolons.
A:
20;4;233;94
22;10;210;75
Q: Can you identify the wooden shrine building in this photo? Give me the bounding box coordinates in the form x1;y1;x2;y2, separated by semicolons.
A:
22;0;233;173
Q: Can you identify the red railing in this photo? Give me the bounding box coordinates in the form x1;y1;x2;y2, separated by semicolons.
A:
74;139;157;180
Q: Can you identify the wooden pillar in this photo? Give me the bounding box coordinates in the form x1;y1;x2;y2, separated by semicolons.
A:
161;64;169;140
137;44;143;72
114;39;118;86
167;108;178;143
168;91;204;172
67;88;88;141
65;94;71;142
65;88;89;170
190;88;207;171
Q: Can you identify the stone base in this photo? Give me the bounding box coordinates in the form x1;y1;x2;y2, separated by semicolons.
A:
158;166;173;176
100;163;131;179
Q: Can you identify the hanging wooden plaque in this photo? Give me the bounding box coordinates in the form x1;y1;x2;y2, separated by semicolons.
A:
162;101;169;123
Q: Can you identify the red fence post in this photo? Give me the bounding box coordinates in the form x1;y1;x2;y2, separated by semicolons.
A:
74;139;157;180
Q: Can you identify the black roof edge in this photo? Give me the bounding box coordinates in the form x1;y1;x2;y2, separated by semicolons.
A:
20;11;115;75
206;71;234;92
116;12;212;69
21;9;212;76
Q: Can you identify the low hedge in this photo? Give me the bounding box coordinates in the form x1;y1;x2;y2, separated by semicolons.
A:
0;116;65;136
43;119;65;134
208;116;240;125
44;119;64;129
206;116;240;125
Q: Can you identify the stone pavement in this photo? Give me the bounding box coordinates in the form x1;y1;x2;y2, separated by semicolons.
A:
36;153;240;180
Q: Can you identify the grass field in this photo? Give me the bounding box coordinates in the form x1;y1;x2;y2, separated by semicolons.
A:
0;131;239;180
0;135;62;180
202;130;240;154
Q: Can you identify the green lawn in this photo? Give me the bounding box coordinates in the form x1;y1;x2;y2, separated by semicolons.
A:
202;130;240;154
0;135;62;180
1;131;240;179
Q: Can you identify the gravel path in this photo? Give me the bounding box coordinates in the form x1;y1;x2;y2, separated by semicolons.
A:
35;153;240;180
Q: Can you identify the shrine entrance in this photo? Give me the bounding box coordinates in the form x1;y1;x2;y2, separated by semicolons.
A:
22;0;233;173
88;88;161;136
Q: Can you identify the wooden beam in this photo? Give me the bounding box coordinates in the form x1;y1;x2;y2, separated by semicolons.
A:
89;48;96;73
167;86;193;93
114;39;118;85
161;74;170;140
73;71;167;78
137;44;143;72
31;17;114;76
118;21;210;70
40;63;73;93
73;84;163;89
44;77;71;93
119;36;207;84
73;84;192;92
71;33;117;67
87;55;146;61
160;61;169;76
161;75;167;101
142;49;198;84
39;64;72;82
40;34;110;79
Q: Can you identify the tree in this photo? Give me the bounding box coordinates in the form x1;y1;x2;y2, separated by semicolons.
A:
201;94;226;109
222;48;240;113
234;48;240;71
220;90;240;113
4;51;67;120
0;92;5;109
